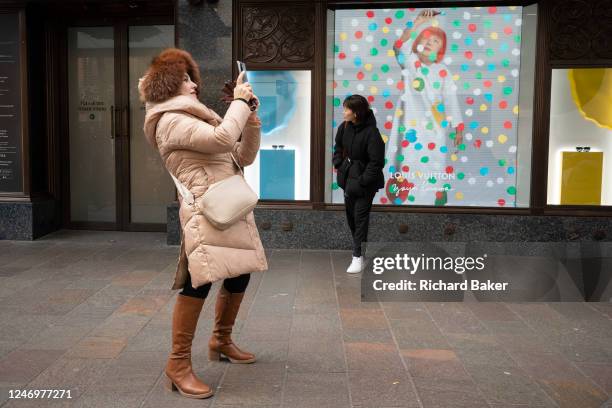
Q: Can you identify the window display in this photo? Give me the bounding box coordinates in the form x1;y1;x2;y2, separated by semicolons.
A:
244;70;311;201
547;68;612;206
328;6;536;207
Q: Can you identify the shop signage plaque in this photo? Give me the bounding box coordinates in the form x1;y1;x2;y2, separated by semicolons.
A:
0;12;23;193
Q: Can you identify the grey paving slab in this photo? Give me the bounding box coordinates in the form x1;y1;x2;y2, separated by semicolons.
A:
444;333;517;368
123;322;171;353
222;361;286;384
17;356;110;401
283;372;350;408
238;317;293;342
72;381;154;408
536;378;608;408
424;303;488;335
416;386;489;408
214;378;283;406
465;302;520;322
348;370;420;408
340;308;389;331
483;320;559;354
0;276;44;299
575;362;612;394
0;341;21;360
87;314;151;339
411;375;481;396
389;318;451;350
589;302;612;319
22;321;99;351
401;349;473;387
0;265;30;277
344;342;405;373
66;336;128;359
381;302;428;320
0;312;59;343
0;349;65;385
290;313;342;339
464;364;557;406
286;341;347;373
342;327;395;343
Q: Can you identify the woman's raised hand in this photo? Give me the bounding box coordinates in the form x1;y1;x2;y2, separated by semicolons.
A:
234;71;254;101
415;9;438;27
399;9;438;42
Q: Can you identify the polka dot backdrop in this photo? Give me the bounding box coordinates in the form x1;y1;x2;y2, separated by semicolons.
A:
330;7;523;207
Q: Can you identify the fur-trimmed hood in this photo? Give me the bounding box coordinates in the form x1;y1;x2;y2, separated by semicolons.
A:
142;95;222;149
138;48;202;103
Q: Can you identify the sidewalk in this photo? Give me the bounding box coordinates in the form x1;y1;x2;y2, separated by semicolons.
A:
0;230;610;407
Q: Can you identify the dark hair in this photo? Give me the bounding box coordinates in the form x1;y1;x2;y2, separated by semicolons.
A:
343;94;370;122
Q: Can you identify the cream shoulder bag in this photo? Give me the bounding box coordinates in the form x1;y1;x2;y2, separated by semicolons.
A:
169;153;259;230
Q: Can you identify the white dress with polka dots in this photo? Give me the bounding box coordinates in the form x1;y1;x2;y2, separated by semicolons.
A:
387;35;463;205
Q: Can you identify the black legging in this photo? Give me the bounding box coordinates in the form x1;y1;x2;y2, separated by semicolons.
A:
180;272;251;299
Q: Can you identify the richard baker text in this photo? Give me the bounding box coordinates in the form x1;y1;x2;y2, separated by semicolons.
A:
372;279;509;292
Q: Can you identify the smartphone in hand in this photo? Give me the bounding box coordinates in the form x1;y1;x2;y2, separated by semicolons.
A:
236;60;248;83
236;60;258;111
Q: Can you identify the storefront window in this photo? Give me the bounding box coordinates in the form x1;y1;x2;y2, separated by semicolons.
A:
326;5;537;207
547;68;612;206
244;70;311;201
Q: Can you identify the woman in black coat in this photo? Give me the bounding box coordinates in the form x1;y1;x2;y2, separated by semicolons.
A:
332;95;385;273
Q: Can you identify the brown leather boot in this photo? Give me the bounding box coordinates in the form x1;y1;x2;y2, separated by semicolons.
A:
165;294;214;399
208;286;256;364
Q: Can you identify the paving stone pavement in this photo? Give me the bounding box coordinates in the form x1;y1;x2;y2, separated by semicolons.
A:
0;230;610;408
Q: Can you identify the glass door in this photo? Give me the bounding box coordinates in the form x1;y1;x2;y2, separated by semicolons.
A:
67;26;117;225
66;23;175;231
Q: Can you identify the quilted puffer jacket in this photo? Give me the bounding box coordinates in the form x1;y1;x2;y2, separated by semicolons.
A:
143;94;268;289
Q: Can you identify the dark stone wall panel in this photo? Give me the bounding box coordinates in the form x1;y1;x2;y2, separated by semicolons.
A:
177;0;233;115
0;198;56;240
549;0;612;61
241;5;315;66
166;205;612;247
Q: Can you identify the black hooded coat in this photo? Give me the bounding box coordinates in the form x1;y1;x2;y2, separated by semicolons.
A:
332;109;385;197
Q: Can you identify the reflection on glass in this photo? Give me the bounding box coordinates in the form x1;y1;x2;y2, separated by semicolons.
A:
129;25;175;223
547;68;612;206
68;27;116;222
244;70;311;201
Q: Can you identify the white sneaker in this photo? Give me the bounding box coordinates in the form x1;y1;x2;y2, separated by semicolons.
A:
346;256;364;274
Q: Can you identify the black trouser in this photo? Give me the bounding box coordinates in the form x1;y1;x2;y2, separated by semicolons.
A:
344;190;376;257
180;272;251;299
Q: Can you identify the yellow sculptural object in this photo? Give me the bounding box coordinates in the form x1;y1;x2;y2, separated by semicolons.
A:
568;68;612;130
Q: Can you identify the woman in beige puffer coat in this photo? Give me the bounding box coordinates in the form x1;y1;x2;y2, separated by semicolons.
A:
139;48;267;399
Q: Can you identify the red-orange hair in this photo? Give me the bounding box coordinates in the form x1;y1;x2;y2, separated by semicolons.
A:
412;27;447;63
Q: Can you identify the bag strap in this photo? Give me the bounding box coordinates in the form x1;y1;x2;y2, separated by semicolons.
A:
169;152;243;206
229;152;244;177
169;172;195;205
